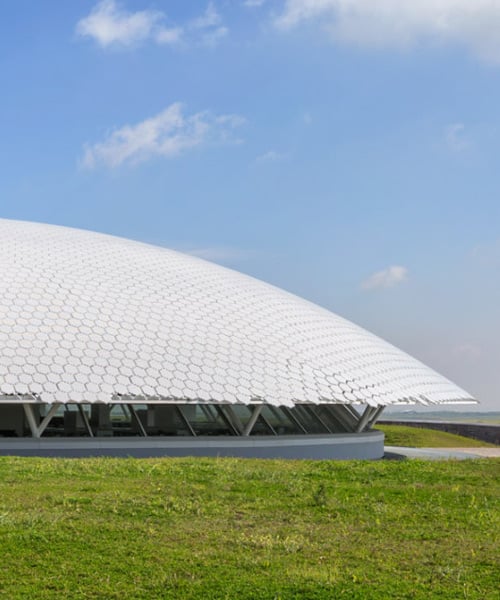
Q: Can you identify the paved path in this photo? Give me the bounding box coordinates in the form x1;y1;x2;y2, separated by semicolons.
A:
384;446;500;460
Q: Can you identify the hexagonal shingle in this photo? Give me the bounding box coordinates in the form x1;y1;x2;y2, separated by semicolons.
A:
0;218;474;408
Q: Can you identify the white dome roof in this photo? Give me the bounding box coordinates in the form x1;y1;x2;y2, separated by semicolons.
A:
0;219;474;407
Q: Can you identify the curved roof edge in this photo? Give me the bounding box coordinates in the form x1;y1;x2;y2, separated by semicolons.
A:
0;218;477;408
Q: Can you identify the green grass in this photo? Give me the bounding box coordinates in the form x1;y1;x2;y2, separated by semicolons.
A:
377;424;497;448
0;457;499;599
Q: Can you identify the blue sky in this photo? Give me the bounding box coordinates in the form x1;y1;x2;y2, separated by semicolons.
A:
0;0;499;409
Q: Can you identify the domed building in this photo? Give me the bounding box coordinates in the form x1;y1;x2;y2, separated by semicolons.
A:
0;219;474;458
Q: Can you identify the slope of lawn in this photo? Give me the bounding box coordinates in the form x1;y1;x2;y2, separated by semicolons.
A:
0;456;499;599
377;424;497;448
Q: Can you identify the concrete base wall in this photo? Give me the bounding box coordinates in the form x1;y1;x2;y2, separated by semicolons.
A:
0;431;384;460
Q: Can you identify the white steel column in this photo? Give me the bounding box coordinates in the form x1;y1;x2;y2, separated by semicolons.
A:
283;407;308;434
23;404;39;438
23;403;61;438
367;406;385;429
215;405;240;436
38;404;61;436
176;405;197;436
355;405;376;433
127;404;147;437
77;404;94;437
223;405;245;435
243;405;262;436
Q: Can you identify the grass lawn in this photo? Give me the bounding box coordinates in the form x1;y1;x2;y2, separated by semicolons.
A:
0;457;499;599
377;425;498;448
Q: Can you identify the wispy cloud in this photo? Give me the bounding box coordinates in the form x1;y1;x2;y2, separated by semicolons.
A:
303;111;313;125
81;103;244;169
471;239;500;267
77;1;228;49
255;150;287;163
76;0;181;47
361;265;408;290
275;0;500;63
445;122;469;152
244;0;267;7
453;343;482;360
190;2;228;46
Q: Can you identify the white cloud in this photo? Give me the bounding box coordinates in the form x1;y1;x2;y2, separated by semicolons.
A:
155;27;183;45
255;150;287;163
445;122;469;152
471;238;500;267
276;0;500;63
76;0;181;48
244;0;267;7
77;1;228;49
81;103;244;169
201;25;229;46
192;2;222;29
361;265;408;290
303;111;313;125
453;343;482;360
190;2;228;46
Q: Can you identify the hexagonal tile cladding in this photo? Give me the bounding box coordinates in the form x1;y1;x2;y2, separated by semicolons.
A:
0;218;474;407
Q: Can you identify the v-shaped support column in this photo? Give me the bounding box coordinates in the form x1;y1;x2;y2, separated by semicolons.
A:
23;403;61;438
